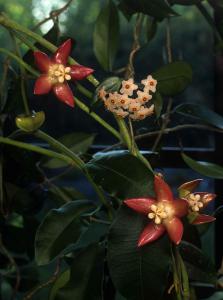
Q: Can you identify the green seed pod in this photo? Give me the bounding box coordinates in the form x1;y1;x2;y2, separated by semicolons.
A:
15;111;45;132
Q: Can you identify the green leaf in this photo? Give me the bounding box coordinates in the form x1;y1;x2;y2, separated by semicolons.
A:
92;76;122;110
49;270;70;300
118;0;178;20
54;244;104;300
35;200;95;265
41;132;95;169
107;205;171;300
169;0;201;5
179;241;217;284
182;153;223;179
48;185;85;206
152;62;192;96
86;151;154;200
153;92;163;118
175;103;223;129
93;0;120;71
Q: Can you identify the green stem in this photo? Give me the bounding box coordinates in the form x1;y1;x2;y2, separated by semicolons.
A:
10;31;30;115
75;98;121;140
0;48;38;76
115;116;132;150
76;83;93;99
0;136;73;164
0;13;99;87
35;130;113;217
35;130;84;169
196;2;223;46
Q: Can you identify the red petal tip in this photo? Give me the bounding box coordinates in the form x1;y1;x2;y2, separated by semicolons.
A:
53;39;72;65
192;214;216;225
70;65;94;81
124;198;156;215
154;175;173;202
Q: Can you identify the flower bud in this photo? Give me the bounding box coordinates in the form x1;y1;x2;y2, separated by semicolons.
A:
15;111;45;132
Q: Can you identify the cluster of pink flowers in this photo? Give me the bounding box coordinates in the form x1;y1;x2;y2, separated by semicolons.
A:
98;76;157;121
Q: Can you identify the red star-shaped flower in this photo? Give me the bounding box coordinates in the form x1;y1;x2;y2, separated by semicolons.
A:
34;39;94;107
124;175;188;247
178;179;216;225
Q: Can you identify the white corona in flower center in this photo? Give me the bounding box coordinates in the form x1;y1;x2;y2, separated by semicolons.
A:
148;204;170;224
188;193;204;212
49;64;71;84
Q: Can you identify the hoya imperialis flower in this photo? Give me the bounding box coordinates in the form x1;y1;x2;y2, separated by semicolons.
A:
178;179;216;225
124;175;188;247
34;39;94;107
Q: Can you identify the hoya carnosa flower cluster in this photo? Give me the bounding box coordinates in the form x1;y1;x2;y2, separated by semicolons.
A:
98;75;157;121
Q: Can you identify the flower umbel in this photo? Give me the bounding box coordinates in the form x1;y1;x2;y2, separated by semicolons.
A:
178;179;216;225
98;76;157;121
34;39;94;107
124;175;188;247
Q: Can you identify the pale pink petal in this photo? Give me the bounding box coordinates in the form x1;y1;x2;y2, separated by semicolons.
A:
138;223;165;247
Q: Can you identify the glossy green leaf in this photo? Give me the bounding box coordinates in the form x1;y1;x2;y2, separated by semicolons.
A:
118;0;177;19
54;244;104;300
41;132;95;169
35;200;95;265
49;270;70;300
48;185;85;206
92;76;122;110
152;62;192;96
86;151;154;200
182;153;223;179
93;0;120;71
175;103;223;129
179;241;217;284
108;205;171;300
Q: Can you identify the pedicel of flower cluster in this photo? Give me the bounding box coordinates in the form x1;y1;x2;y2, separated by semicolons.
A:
98;76;157;121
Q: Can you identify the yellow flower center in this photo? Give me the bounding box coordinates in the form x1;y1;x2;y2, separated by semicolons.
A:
188;193;204;212
148;204;170;224
48;64;71;84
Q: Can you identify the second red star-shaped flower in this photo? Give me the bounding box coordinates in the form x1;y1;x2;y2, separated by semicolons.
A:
124;175;188;247
33;39;94;107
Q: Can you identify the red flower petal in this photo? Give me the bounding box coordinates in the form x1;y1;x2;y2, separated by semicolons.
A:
53;39;72;65
53;83;74;107
138;223;165;247
34;75;52;95
192;214;216;225
164;217;183;245
70;65;94;80
34;51;51;73
154;175;173;202
172;199;189;217
178;179;203;195
124;198;156;215
194;192;216;208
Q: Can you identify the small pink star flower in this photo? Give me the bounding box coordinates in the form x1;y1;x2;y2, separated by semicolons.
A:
141;75;157;93
120;79;138;96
